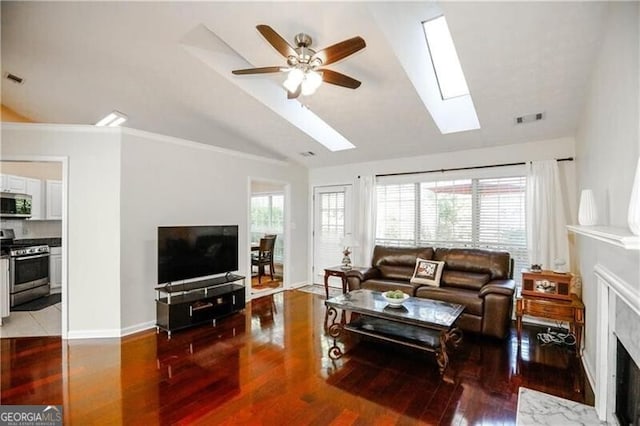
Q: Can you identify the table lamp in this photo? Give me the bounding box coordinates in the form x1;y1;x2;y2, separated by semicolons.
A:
340;235;359;270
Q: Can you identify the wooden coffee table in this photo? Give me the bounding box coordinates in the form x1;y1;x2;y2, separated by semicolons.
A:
325;289;464;375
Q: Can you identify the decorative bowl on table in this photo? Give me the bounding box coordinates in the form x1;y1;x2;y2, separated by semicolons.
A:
381;290;409;307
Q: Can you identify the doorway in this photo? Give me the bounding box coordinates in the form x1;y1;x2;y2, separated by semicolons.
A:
312;185;353;286
249;179;288;297
0;159;66;338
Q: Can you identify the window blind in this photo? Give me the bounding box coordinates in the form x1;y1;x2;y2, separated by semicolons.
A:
376;175;528;283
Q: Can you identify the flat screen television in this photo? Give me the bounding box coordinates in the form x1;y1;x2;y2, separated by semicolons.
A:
158;225;238;284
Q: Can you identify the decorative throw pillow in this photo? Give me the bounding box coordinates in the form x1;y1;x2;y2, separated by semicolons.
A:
410;258;445;287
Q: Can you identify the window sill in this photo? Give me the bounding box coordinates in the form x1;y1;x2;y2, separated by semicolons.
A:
567;225;640;250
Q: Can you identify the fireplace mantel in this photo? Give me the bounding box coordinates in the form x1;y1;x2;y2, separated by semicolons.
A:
567;225;640;250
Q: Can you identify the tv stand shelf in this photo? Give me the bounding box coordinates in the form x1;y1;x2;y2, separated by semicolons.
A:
155;274;245;338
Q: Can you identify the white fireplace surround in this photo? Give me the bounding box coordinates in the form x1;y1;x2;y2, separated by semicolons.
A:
591;264;640;423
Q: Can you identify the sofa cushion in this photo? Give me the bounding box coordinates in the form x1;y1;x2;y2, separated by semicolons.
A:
441;270;491;291
361;279;414;295
372;246;434;281
415;286;483;316
435;248;511;280
410;258;445;287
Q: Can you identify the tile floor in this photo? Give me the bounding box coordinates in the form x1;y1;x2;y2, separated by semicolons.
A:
0;303;61;338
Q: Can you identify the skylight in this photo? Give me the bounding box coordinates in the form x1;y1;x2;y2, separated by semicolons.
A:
422;16;469;100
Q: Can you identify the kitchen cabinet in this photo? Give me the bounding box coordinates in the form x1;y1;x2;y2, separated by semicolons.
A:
1;174;27;193
25;178;44;220
46;180;63;220
0;257;9;326
49;247;62;290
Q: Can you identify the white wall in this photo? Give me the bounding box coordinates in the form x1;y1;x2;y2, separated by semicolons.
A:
1;124;309;336
119;129;309;331
310;136;577;265
1;124;122;335
574;1;640;390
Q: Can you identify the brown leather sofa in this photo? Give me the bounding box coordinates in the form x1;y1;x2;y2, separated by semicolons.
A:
345;245;515;339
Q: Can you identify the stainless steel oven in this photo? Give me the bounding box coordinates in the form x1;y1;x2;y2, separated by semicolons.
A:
0;229;50;308
9;246;50;307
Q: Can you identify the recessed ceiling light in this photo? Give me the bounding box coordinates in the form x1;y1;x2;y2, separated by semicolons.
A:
95;111;128;127
422;16;470;100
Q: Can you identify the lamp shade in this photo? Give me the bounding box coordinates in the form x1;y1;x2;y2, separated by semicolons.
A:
340;235;359;248
578;189;598;226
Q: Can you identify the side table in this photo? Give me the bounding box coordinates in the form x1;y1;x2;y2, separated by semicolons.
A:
516;293;585;357
323;266;367;298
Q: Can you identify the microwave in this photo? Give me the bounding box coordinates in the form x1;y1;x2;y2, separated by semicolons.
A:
0;192;32;218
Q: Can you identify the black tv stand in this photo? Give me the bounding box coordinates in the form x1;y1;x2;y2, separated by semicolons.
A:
155;274;245;338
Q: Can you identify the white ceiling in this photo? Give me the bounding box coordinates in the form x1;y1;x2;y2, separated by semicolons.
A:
1;2;608;167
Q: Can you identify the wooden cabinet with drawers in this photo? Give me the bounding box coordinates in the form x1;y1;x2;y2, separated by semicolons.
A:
516;292;584;357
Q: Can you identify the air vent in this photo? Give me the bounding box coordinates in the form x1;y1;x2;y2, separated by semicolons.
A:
515;112;544;124
5;73;24;84
299;151;316;157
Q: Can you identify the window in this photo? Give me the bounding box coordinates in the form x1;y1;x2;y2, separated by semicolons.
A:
251;194;284;262
376;175;527;283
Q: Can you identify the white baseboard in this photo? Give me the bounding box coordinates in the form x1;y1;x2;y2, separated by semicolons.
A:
120;320;155;337
288;281;308;289
581;349;597;396
65;321;155;340
66;329;121;339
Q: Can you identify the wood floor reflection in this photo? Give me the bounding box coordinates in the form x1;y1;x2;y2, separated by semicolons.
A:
0;290;593;424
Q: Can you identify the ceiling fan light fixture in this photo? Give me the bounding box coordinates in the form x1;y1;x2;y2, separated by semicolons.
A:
283;68;304;93
301;71;322;96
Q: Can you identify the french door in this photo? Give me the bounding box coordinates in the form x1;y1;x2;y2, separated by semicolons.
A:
312;185;352;285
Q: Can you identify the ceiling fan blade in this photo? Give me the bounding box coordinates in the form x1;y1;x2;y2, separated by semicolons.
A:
312;36;366;66
319;69;361;89
256;25;297;59
287;85;302;100
232;66;285;75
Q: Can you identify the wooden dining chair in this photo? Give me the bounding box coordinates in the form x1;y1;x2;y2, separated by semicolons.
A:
252;235;277;284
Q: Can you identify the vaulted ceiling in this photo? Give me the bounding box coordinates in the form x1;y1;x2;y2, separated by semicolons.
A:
1;2;608;167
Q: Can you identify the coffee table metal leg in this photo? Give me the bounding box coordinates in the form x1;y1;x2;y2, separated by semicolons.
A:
326;306;344;360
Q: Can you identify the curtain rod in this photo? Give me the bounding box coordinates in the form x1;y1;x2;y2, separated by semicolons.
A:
373;157;574;178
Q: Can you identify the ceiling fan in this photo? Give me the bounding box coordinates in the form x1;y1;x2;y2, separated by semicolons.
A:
232;25;366;99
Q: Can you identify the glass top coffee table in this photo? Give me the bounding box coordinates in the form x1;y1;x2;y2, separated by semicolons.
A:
325;289;465;375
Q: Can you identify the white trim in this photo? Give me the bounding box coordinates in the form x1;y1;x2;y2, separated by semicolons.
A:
594;275;609;421
581;351;597;402
2;122;289;166
1;122;119;134
592;263;639;423
66;329;121;339
120;320;155;337
2;154;69;340
567;225;640;250
594;264;640;316
288;281;308;289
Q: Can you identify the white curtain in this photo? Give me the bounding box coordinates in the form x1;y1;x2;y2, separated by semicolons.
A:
526;160;570;270
356;175;376;267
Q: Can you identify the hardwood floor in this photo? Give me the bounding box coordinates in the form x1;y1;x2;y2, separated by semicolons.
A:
0;290;593;425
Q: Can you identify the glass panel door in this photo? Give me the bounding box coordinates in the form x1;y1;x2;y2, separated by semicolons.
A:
313;185;352;284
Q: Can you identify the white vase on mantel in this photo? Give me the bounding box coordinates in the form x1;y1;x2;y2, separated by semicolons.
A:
578;189;598;226
628;157;640;236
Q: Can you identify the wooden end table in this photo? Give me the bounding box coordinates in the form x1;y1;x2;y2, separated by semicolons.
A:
323;266;367;298
516;292;585;357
